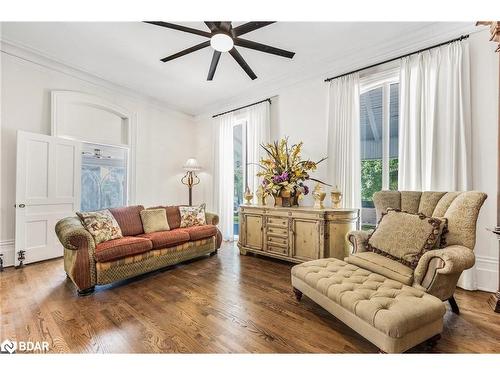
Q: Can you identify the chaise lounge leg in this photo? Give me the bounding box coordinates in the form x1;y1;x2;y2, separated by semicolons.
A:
77;286;95;296
448;296;460;314
210;249;218;256
293;287;303;302
425;333;442;349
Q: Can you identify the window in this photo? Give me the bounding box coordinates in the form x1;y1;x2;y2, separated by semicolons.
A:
233;121;247;236
360;74;399;227
81;143;128;211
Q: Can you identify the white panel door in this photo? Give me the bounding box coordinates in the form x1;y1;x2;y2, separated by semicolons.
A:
15;131;81;266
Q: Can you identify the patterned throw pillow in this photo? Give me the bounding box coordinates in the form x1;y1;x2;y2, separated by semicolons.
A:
179;204;207;227
366;209;446;269
140;208;170;233
76;209;123;245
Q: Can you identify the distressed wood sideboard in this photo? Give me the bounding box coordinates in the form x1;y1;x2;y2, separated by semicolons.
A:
237;205;360;263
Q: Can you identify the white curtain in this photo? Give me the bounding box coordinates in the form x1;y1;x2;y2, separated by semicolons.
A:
213;113;235;241
398;40;471;191
326;73;361;209
398;40;474;289
245;102;271;194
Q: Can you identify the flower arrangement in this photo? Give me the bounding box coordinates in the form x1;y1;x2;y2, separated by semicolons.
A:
257;138;328;205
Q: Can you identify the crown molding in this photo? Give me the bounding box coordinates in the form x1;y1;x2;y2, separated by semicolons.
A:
1;23;485;120
0;38;195;120
195;22;483;120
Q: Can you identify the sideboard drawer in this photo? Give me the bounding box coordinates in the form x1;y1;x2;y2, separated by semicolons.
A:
267;235;288;246
267;216;288;227
266;226;288;236
267;244;289;256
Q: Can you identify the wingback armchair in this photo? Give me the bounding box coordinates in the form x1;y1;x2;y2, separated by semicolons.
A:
348;191;487;314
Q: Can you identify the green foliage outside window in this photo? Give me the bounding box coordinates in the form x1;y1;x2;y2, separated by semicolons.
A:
361;158;398;206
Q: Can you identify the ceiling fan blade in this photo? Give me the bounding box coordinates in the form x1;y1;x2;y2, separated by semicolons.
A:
161;41;210;62
207;51;222;80
144;21;211;38
218;22;232;32
204;22;219;32
233;38;295;59
232;22;276;37
229;48;257;80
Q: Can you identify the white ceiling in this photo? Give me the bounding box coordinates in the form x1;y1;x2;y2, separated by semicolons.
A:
0;22;477;116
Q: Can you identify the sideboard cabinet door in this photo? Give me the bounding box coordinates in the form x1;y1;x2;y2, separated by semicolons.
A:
242;214;263;250
290;218;320;262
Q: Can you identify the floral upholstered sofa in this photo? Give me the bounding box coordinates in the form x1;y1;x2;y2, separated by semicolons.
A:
55;204;221;295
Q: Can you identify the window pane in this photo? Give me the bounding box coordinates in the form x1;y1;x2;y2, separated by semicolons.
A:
389;83;399;191
81;143;128;211
233;124;243;235
360;87;383;226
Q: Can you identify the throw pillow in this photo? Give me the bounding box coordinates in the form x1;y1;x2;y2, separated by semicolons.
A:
179;204;207;227
366;209;446;269
76;209;123;245
140;208;170;233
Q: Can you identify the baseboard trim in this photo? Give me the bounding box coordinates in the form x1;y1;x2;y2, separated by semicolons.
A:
0;239;497;291
476;255;498;293
0;240;15;268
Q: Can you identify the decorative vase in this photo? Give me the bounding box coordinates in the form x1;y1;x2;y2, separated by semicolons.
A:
331;185;342;208
312;183;326;209
256;185;266;206
244;186;254;205
274;190;299;207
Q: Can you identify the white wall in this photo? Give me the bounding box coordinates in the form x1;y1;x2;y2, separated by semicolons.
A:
0;48;197;266
469;31;499;292
194;29;499;292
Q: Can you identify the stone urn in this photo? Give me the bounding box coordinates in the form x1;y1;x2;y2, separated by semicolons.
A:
331;185;342;208
312;183;326;209
244;186;254;205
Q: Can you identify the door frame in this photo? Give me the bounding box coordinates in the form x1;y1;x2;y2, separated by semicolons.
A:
51;91;137;205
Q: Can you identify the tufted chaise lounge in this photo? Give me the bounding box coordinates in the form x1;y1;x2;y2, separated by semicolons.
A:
291;190;487;353
292;259;445;353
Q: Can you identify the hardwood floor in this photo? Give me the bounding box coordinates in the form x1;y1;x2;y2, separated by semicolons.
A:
1;242;499;353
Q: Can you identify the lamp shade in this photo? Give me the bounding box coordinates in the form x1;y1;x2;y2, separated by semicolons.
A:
183;158;201;171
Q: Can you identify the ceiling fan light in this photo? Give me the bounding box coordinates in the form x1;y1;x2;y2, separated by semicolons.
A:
210;33;233;52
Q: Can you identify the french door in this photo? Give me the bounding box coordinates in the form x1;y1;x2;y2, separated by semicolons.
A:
15;131;81;266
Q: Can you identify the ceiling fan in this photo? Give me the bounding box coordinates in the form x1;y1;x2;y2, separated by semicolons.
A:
144;21;295;81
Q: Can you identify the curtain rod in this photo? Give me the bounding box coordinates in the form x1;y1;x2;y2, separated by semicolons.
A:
324;34;470;83
212;98;271;118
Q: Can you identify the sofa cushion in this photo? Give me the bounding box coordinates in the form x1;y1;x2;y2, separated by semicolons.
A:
138;229;190;249
345;252;414;285
148;206;182;229
181;224;217;241
140;208;169;233
165;206;182;229
76;209;123;245
367;209;445;269
94;236;153;263
109;205;145;236
179;204;207;227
